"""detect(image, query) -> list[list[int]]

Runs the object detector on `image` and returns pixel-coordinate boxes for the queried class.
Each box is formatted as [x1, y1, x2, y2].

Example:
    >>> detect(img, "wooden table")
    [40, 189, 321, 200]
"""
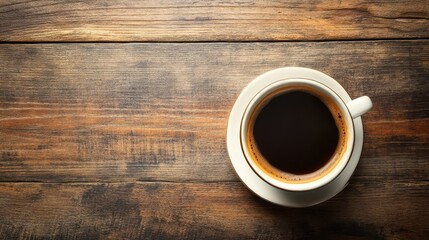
[1, 1, 428, 239]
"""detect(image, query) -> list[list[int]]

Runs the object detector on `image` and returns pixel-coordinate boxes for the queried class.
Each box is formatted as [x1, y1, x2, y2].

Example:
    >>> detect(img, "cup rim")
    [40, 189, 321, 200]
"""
[240, 78, 355, 192]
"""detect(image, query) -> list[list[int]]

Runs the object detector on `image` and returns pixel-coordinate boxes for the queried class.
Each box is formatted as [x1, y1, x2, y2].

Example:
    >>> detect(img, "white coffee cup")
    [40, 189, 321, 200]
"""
[240, 78, 372, 192]
[227, 67, 372, 206]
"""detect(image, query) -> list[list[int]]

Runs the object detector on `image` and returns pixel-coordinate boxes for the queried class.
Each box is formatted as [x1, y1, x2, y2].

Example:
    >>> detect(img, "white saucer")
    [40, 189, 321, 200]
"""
[226, 67, 364, 207]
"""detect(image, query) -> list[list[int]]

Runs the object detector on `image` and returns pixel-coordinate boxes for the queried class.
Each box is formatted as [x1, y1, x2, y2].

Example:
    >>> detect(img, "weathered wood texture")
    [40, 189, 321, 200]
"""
[1, 41, 428, 183]
[1, 181, 428, 239]
[0, 0, 428, 42]
[1, 42, 428, 238]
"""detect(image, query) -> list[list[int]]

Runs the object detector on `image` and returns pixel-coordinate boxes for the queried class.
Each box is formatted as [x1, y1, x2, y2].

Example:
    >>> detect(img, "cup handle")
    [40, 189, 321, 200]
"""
[346, 96, 373, 119]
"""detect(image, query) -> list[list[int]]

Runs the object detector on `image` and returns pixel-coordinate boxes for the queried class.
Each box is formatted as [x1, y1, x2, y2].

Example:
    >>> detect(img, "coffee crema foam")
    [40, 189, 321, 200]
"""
[245, 86, 349, 184]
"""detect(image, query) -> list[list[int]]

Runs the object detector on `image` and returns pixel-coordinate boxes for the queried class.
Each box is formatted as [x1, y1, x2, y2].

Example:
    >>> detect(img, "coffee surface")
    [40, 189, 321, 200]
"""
[252, 91, 339, 175]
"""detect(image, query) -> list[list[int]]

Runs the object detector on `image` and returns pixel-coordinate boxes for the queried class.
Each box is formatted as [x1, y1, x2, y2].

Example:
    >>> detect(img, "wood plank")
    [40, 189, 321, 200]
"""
[0, 41, 428, 183]
[0, 182, 427, 239]
[0, 0, 428, 42]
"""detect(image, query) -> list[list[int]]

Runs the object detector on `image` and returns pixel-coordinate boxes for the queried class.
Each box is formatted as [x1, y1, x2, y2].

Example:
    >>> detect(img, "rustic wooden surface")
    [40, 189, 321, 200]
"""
[1, 1, 429, 240]
[1, 0, 428, 41]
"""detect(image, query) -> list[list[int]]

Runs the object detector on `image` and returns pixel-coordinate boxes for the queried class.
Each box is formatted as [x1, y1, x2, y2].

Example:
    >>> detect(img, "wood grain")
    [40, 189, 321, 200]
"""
[2, 1, 428, 239]
[0, 0, 428, 42]
[1, 181, 428, 239]
[1, 41, 428, 184]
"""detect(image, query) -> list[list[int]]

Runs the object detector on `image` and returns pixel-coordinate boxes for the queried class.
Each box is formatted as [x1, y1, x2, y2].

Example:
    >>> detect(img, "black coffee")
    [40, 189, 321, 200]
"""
[252, 91, 340, 175]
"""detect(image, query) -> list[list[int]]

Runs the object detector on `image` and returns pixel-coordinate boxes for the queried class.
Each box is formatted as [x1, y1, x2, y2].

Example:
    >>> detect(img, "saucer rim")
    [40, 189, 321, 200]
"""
[226, 67, 364, 207]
